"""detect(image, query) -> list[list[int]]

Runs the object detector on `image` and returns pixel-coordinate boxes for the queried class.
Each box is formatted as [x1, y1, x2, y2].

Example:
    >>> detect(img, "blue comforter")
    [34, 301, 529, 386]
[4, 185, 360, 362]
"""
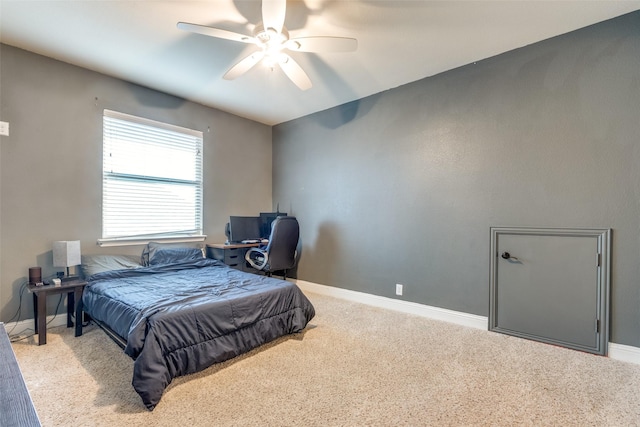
[82, 258, 315, 410]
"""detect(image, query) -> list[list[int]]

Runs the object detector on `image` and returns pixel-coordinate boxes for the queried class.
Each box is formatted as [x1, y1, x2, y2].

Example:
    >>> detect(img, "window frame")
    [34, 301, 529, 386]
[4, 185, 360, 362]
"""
[98, 110, 206, 247]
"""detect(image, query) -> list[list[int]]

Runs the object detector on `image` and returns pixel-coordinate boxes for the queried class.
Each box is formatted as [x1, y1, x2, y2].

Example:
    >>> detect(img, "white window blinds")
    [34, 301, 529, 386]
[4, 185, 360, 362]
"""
[101, 110, 203, 243]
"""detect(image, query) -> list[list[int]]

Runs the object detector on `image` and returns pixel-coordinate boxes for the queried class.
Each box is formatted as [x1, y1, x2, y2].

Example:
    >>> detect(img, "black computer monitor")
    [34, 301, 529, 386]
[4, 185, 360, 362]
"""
[229, 216, 261, 243]
[259, 212, 288, 239]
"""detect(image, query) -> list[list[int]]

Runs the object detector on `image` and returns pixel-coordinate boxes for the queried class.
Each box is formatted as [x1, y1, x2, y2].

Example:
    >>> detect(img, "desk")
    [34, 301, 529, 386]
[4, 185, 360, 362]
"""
[28, 280, 87, 345]
[206, 243, 261, 273]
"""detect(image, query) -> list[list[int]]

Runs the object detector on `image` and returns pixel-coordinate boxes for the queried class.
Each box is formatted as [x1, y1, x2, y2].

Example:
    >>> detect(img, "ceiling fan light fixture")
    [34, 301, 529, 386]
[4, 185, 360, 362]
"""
[178, 0, 357, 90]
[252, 23, 290, 71]
[263, 50, 288, 69]
[254, 23, 288, 43]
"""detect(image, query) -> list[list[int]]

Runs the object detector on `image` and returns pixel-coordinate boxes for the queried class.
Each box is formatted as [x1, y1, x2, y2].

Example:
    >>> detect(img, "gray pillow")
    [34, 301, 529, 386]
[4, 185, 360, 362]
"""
[81, 254, 142, 278]
[142, 242, 204, 266]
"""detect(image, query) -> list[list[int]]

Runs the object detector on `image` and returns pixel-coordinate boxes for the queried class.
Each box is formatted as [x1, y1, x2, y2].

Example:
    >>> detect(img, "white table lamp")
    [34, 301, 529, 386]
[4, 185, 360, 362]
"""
[53, 240, 81, 281]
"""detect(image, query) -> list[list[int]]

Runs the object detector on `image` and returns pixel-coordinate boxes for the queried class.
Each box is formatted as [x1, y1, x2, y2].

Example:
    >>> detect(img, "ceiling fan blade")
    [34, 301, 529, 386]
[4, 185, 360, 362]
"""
[177, 22, 255, 44]
[223, 51, 265, 80]
[262, 0, 286, 33]
[287, 36, 358, 53]
[278, 54, 312, 91]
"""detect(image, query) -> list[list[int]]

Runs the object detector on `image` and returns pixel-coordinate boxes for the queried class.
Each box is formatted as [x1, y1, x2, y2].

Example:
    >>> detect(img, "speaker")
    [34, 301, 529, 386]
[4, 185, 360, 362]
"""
[28, 267, 42, 286]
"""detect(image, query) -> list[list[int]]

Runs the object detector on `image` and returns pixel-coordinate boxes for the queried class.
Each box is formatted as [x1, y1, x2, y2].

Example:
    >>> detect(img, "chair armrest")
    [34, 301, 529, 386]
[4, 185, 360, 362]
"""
[245, 247, 269, 270]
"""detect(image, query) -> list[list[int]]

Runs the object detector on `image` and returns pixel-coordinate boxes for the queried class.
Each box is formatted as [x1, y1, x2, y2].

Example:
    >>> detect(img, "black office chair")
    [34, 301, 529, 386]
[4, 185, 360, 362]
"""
[245, 216, 299, 279]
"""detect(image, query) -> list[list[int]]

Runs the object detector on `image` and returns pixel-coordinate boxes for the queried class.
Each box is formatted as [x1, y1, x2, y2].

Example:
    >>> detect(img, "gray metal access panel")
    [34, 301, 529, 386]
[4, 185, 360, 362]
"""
[489, 227, 611, 355]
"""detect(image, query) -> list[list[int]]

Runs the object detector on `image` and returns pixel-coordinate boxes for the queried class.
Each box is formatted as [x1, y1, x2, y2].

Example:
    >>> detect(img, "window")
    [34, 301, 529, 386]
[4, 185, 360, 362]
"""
[99, 110, 204, 246]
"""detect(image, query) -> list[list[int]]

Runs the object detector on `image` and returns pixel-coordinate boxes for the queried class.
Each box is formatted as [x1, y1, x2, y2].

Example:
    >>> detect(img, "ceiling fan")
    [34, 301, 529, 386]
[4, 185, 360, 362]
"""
[177, 0, 357, 91]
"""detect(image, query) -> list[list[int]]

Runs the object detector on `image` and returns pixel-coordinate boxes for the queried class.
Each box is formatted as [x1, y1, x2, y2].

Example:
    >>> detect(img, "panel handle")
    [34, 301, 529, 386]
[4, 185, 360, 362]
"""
[501, 251, 520, 261]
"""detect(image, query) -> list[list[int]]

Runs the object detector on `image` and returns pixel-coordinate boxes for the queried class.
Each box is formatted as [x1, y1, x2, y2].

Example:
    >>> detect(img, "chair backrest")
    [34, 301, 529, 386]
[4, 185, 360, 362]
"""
[265, 216, 300, 272]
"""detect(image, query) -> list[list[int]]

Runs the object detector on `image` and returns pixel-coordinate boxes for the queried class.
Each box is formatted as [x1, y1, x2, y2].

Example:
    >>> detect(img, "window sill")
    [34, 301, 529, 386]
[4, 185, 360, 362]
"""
[97, 235, 207, 248]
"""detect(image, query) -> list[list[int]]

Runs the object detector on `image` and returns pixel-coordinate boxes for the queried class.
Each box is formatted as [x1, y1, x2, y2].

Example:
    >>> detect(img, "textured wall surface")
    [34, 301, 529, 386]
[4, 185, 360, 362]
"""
[0, 45, 272, 321]
[273, 12, 640, 346]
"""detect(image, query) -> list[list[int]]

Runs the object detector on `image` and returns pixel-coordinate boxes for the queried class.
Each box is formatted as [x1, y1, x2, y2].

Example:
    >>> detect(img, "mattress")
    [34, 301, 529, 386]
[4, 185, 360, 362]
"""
[82, 258, 315, 410]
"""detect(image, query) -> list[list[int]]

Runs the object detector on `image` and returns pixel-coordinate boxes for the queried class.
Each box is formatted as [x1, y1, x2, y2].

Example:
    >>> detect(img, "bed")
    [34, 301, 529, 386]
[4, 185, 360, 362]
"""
[81, 244, 315, 410]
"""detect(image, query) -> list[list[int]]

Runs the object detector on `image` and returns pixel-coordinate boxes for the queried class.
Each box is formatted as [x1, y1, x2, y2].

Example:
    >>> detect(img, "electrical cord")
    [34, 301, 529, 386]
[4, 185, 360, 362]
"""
[6, 281, 28, 337]
[10, 331, 36, 343]
[8, 282, 37, 342]
[70, 307, 92, 327]
[8, 276, 65, 341]
[47, 293, 64, 326]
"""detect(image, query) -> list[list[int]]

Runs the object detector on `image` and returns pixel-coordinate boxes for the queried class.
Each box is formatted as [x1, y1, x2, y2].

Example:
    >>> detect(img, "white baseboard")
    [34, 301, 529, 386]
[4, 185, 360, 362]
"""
[8, 280, 640, 365]
[608, 342, 640, 365]
[4, 315, 68, 340]
[294, 279, 640, 365]
[294, 279, 487, 330]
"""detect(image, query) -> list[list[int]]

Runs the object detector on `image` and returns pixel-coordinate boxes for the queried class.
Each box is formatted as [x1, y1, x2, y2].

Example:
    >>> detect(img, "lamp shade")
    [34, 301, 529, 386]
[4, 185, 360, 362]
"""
[52, 240, 81, 268]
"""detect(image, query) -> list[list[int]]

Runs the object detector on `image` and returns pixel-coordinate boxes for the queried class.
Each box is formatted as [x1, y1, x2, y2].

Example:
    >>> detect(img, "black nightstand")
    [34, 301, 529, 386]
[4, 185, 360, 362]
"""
[28, 280, 88, 345]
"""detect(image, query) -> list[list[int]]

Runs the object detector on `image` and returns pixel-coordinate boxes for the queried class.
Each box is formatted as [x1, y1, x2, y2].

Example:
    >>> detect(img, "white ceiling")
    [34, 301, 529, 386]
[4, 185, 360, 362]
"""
[1, 1, 639, 125]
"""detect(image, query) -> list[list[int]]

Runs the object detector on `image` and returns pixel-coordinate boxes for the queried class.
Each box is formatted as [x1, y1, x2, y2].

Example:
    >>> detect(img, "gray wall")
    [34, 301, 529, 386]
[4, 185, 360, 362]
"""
[0, 44, 272, 322]
[273, 11, 640, 346]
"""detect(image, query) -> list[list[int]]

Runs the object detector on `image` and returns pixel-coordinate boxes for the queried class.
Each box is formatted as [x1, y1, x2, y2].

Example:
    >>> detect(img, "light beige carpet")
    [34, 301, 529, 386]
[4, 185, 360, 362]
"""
[11, 291, 640, 426]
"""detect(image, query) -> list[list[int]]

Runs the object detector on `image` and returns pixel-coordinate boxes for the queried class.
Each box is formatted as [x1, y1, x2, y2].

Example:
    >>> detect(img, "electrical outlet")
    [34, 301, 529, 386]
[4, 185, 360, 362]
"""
[395, 283, 403, 296]
[0, 121, 8, 136]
